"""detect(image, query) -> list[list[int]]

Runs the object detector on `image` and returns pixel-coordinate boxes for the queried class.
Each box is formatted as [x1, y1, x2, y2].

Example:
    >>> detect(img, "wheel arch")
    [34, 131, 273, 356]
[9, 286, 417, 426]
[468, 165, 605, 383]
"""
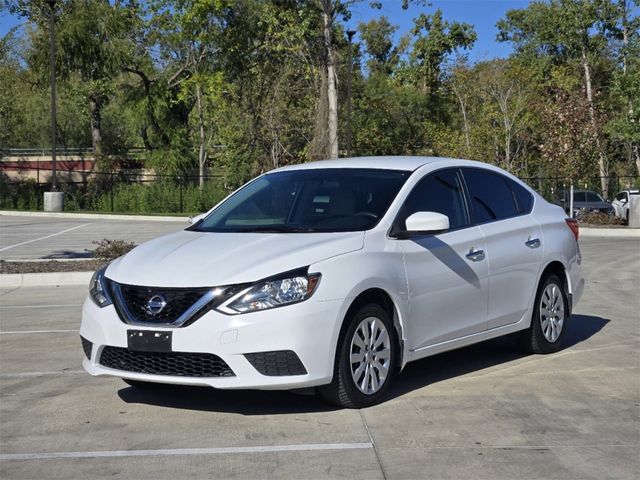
[538, 260, 572, 314]
[337, 288, 406, 372]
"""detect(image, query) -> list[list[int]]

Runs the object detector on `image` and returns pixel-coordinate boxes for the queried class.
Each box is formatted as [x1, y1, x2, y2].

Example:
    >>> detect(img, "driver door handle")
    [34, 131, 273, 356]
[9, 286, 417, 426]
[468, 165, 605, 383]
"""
[525, 237, 541, 249]
[466, 248, 485, 262]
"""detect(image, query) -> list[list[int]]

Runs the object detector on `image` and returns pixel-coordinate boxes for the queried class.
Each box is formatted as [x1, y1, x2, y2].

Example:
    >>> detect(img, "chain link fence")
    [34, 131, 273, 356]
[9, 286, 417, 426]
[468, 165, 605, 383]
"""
[1, 164, 638, 215]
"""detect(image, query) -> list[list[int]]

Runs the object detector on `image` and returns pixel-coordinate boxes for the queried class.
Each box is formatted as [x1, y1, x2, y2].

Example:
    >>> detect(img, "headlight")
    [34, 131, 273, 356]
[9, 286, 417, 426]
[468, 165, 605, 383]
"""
[218, 270, 321, 314]
[89, 266, 112, 308]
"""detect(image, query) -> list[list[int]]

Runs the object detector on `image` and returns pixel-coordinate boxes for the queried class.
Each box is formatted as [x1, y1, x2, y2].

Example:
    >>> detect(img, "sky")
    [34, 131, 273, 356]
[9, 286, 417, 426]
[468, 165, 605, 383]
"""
[346, 0, 533, 62]
[0, 0, 532, 62]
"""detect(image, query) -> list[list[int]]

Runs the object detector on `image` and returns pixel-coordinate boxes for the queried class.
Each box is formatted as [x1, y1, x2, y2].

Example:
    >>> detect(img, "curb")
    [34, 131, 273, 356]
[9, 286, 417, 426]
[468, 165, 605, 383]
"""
[0, 271, 93, 288]
[0, 210, 189, 223]
[580, 227, 640, 238]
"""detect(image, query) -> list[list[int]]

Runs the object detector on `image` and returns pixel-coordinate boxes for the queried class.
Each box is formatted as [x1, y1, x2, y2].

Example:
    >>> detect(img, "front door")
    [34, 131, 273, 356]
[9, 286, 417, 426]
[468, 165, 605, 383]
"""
[395, 168, 489, 351]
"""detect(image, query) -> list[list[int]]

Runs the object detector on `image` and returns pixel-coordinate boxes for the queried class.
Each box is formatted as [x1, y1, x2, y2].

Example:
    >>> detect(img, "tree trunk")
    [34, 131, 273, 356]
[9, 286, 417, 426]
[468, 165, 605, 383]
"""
[581, 47, 608, 198]
[452, 84, 470, 156]
[322, 3, 338, 159]
[195, 83, 207, 189]
[89, 95, 102, 160]
[621, 0, 628, 75]
[620, 0, 640, 175]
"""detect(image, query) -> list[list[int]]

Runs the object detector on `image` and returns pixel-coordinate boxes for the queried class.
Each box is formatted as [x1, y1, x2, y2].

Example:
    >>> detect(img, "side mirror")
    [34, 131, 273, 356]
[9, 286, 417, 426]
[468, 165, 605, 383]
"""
[621, 198, 628, 204]
[189, 213, 206, 225]
[402, 211, 450, 236]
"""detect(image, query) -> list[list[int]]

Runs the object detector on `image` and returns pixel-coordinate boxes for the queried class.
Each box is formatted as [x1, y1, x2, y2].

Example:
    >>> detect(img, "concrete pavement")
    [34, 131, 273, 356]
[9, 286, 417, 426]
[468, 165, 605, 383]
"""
[0, 237, 638, 479]
[1, 214, 186, 261]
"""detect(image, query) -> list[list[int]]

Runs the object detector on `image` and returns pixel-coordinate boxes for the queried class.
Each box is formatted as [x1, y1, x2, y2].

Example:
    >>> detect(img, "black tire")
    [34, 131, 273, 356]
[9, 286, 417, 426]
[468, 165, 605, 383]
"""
[318, 303, 397, 408]
[518, 274, 568, 354]
[122, 378, 164, 390]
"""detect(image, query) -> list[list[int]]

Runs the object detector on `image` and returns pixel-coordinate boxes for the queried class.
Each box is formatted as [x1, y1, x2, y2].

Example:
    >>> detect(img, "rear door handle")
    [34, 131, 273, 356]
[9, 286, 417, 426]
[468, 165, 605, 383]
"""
[466, 248, 485, 262]
[525, 237, 541, 249]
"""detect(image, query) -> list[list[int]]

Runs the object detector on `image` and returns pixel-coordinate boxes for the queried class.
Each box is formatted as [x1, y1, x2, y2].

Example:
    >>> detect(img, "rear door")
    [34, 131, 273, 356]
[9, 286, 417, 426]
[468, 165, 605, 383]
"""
[461, 168, 542, 330]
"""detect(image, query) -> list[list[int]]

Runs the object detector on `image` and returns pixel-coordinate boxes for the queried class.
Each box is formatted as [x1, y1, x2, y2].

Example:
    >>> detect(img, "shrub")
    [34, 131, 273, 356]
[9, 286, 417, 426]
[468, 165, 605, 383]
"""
[90, 239, 137, 262]
[577, 211, 625, 225]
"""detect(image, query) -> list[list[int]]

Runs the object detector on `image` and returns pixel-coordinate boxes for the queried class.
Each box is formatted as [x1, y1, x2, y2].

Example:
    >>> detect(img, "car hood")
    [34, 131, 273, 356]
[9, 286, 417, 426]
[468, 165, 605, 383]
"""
[105, 230, 365, 287]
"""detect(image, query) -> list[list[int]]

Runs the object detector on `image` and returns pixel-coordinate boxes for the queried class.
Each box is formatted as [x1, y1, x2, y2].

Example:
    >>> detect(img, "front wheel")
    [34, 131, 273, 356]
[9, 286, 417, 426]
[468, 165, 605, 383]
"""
[318, 303, 396, 408]
[518, 274, 568, 354]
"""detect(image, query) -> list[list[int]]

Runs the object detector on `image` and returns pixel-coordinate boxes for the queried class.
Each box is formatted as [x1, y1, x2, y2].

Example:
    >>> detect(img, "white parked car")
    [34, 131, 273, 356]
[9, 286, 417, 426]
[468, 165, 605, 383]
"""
[612, 189, 639, 224]
[80, 157, 584, 408]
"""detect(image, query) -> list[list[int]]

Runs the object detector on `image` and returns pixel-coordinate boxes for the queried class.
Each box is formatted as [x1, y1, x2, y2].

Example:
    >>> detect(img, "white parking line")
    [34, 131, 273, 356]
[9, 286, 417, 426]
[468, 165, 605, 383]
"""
[0, 443, 374, 461]
[0, 370, 84, 378]
[0, 304, 83, 309]
[0, 223, 92, 252]
[0, 329, 78, 335]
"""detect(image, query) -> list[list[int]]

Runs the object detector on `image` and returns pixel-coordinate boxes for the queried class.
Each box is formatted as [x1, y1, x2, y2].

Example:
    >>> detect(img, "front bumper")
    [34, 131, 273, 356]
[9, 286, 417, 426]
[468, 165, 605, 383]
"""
[80, 296, 343, 390]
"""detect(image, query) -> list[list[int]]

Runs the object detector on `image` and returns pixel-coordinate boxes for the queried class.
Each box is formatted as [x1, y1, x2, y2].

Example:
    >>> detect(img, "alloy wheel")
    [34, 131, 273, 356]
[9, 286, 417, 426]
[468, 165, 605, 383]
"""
[349, 316, 392, 395]
[539, 283, 565, 343]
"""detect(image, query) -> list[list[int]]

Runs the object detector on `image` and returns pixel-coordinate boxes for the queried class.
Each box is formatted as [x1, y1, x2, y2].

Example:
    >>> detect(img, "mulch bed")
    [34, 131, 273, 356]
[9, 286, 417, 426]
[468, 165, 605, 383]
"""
[0, 260, 105, 274]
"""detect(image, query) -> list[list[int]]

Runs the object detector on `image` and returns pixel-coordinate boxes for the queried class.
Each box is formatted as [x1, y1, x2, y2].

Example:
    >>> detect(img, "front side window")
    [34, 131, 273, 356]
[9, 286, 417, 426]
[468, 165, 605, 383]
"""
[396, 169, 468, 230]
[194, 168, 410, 233]
[462, 168, 518, 223]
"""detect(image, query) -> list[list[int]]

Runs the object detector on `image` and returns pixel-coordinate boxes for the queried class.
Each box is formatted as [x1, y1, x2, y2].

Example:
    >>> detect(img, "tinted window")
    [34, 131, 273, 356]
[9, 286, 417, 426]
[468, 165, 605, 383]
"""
[195, 168, 410, 233]
[462, 168, 518, 223]
[585, 191, 603, 202]
[573, 191, 586, 202]
[508, 179, 534, 214]
[397, 169, 468, 230]
[616, 192, 625, 201]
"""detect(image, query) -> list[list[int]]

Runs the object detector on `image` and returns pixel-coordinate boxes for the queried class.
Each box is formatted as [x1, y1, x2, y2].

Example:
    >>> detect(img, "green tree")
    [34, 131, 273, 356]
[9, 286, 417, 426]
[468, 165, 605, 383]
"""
[405, 9, 476, 95]
[498, 0, 621, 196]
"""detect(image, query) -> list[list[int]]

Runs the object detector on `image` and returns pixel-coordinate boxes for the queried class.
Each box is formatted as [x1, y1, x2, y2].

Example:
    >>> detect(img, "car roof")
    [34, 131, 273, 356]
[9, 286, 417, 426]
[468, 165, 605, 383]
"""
[271, 156, 492, 173]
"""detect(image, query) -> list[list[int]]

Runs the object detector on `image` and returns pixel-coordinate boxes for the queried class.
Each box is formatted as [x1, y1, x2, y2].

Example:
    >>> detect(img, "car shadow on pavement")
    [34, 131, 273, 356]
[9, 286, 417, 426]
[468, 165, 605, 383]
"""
[117, 314, 608, 413]
[385, 314, 609, 401]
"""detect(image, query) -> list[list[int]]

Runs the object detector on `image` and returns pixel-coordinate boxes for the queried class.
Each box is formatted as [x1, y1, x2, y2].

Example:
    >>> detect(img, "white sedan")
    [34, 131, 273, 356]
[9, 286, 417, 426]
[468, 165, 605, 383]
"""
[80, 157, 584, 408]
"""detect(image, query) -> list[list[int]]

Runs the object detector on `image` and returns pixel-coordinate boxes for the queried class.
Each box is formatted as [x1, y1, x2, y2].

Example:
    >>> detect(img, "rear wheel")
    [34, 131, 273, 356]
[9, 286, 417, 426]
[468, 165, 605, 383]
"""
[518, 274, 568, 354]
[318, 303, 396, 408]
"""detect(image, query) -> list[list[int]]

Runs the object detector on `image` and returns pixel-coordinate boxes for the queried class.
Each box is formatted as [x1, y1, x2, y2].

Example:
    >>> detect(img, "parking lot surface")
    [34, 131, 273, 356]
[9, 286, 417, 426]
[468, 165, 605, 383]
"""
[0, 214, 186, 260]
[0, 237, 638, 479]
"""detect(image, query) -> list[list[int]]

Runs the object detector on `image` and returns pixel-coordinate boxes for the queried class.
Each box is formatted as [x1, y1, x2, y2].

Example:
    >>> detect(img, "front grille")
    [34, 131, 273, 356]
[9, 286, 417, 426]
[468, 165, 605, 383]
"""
[80, 336, 92, 359]
[112, 282, 211, 324]
[245, 350, 307, 376]
[99, 346, 235, 377]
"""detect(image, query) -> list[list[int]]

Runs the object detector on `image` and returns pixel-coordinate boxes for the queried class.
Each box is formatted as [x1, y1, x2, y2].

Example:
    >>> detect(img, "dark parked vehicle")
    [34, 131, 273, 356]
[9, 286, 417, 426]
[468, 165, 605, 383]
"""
[560, 189, 614, 217]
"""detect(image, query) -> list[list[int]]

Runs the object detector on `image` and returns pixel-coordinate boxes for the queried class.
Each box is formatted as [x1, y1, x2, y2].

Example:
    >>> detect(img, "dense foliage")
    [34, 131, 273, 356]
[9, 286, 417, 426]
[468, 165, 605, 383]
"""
[1, 0, 638, 202]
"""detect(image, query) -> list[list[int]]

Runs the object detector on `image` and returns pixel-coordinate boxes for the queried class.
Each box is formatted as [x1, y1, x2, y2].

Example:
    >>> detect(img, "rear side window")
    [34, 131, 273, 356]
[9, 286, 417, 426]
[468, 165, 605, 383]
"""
[398, 169, 468, 230]
[462, 168, 518, 223]
[508, 179, 534, 214]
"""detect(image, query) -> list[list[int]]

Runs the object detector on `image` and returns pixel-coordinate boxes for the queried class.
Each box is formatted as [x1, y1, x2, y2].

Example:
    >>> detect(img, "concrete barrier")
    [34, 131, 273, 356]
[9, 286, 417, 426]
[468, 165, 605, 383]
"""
[628, 195, 640, 228]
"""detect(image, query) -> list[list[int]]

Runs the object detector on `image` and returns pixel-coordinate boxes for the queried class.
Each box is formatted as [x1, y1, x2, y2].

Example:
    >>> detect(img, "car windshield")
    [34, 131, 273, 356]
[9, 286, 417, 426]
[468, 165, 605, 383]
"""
[572, 191, 603, 202]
[585, 191, 604, 202]
[194, 168, 410, 233]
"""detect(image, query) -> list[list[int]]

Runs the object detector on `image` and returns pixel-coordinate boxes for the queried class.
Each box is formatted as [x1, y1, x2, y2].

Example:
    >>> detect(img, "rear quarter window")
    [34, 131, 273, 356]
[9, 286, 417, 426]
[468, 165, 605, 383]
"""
[508, 179, 534, 214]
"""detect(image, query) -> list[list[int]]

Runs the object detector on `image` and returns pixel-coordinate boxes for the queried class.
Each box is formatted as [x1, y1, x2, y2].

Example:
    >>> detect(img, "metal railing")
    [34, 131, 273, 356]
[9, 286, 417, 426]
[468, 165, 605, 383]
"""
[1, 147, 146, 157]
[1, 164, 638, 215]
